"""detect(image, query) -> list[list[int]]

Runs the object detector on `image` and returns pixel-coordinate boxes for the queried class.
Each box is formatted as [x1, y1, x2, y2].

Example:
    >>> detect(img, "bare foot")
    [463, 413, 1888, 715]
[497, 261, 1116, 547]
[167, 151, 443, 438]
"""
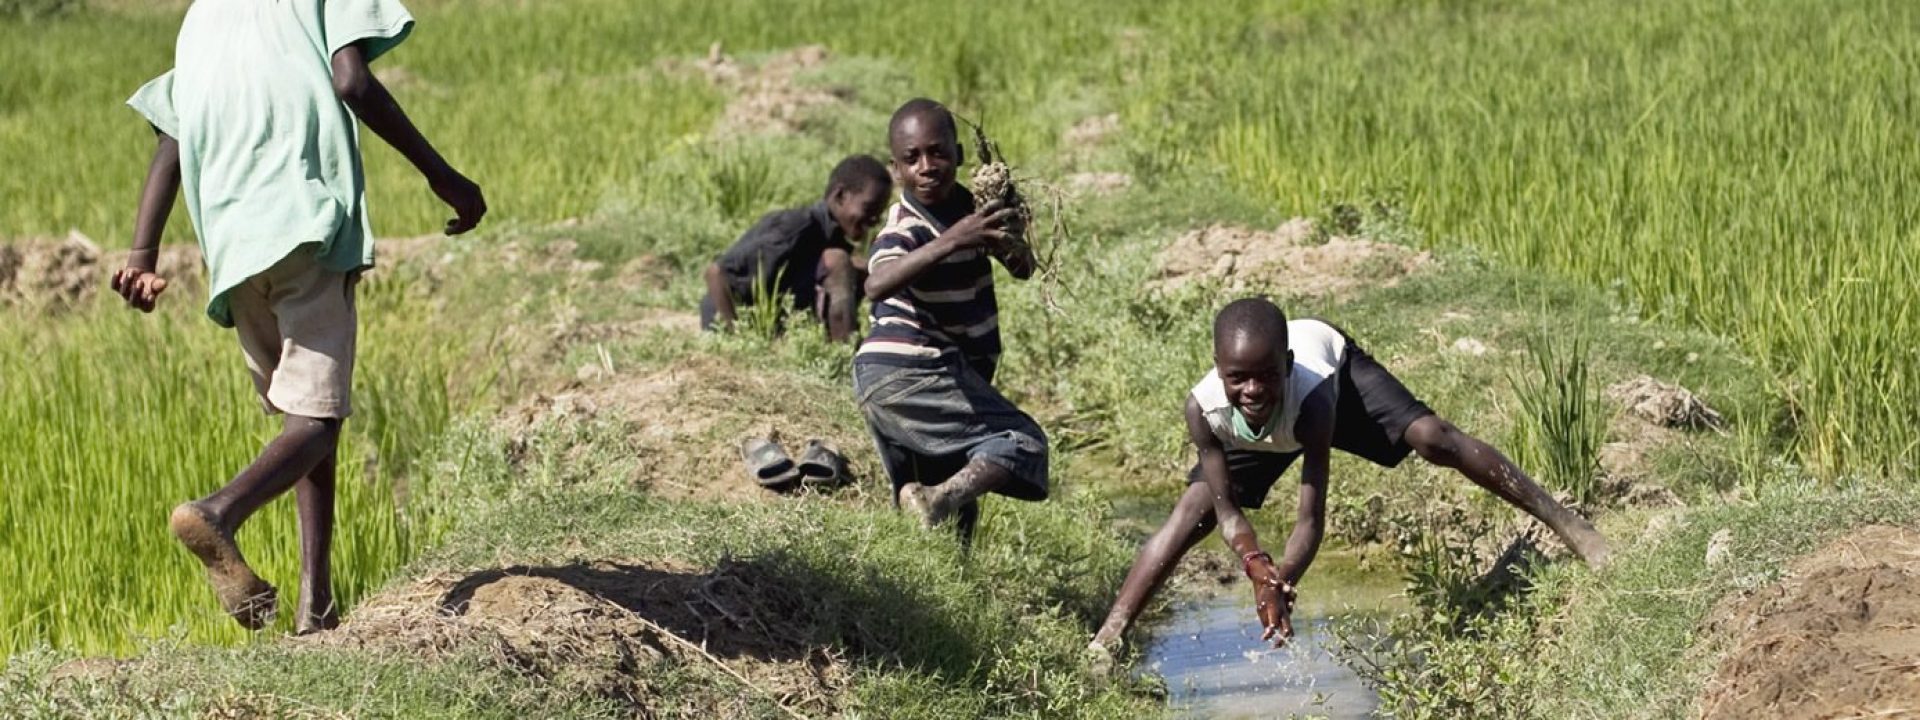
[897, 483, 952, 527]
[294, 593, 339, 635]
[1562, 518, 1613, 569]
[169, 502, 277, 629]
[1085, 638, 1118, 677]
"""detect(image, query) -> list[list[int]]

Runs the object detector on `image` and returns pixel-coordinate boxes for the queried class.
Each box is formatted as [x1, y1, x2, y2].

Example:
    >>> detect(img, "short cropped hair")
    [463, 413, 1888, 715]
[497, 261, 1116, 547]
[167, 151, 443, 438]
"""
[825, 154, 890, 198]
[888, 97, 958, 145]
[1213, 297, 1289, 348]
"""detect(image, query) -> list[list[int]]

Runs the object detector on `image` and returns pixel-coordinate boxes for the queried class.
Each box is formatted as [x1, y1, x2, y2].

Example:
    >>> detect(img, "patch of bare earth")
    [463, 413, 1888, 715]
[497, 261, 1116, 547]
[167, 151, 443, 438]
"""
[499, 356, 870, 503]
[0, 232, 202, 311]
[1152, 218, 1431, 298]
[1696, 525, 1920, 719]
[668, 44, 850, 137]
[303, 557, 848, 716]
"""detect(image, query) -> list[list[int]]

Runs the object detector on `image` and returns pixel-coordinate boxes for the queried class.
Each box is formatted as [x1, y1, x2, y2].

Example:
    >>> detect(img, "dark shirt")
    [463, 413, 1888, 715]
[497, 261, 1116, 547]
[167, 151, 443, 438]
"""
[856, 189, 1002, 369]
[714, 201, 848, 308]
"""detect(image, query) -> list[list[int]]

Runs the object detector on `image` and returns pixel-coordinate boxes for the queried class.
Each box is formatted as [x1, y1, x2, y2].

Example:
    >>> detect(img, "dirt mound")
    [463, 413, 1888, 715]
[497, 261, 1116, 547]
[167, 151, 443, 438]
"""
[1607, 375, 1725, 431]
[672, 43, 849, 137]
[500, 356, 871, 502]
[1, 231, 101, 309]
[1696, 525, 1920, 719]
[306, 558, 846, 714]
[1152, 218, 1431, 298]
[1065, 171, 1132, 197]
[1064, 113, 1121, 146]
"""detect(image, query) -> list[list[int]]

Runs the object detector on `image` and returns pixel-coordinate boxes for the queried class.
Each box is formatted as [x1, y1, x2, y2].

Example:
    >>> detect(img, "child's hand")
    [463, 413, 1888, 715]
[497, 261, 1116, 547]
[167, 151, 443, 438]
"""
[1255, 580, 1296, 646]
[430, 169, 488, 235]
[109, 266, 169, 313]
[1244, 552, 1296, 646]
[944, 199, 1016, 251]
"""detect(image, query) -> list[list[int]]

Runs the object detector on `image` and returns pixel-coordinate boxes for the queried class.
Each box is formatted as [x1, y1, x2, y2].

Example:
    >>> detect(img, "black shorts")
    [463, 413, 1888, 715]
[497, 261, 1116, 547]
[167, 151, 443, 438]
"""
[1186, 331, 1433, 509]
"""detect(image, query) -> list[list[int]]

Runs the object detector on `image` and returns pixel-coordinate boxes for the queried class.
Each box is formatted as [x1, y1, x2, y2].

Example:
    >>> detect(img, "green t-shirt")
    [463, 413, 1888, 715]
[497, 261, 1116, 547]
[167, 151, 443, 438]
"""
[127, 0, 414, 327]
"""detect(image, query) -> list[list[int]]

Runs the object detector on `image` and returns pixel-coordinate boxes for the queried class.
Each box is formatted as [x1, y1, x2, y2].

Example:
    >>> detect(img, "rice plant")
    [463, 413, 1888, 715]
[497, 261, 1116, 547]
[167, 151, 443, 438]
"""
[1509, 337, 1609, 507]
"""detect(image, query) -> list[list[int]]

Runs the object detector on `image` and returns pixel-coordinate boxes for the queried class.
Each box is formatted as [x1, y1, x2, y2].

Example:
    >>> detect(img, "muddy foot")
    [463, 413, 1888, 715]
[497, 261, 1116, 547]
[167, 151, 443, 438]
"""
[1084, 638, 1118, 677]
[897, 484, 952, 527]
[294, 597, 339, 636]
[169, 502, 277, 629]
[1565, 523, 1613, 570]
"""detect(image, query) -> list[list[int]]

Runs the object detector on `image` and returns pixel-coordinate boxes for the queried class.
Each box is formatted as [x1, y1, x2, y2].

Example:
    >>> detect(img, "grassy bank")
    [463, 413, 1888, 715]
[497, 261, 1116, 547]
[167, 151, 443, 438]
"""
[3, 0, 1914, 715]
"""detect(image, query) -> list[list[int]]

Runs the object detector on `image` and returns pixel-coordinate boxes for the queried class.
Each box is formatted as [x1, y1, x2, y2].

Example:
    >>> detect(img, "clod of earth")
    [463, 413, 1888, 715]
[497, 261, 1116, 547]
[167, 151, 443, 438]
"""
[1697, 525, 1920, 719]
[1606, 375, 1726, 431]
[1153, 218, 1432, 297]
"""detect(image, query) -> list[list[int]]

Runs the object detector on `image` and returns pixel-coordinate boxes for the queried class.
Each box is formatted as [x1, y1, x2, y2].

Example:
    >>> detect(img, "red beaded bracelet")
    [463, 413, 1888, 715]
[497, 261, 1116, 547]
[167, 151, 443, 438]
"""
[1241, 551, 1274, 579]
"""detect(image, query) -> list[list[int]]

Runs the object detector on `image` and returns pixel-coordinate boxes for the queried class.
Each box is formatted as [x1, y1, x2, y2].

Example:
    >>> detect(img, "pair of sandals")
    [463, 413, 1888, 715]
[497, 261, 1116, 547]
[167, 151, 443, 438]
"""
[741, 437, 848, 492]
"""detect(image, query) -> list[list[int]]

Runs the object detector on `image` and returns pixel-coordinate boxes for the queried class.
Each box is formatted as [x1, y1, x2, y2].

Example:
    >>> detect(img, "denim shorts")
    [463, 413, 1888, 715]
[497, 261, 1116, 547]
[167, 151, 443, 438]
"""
[853, 355, 1049, 501]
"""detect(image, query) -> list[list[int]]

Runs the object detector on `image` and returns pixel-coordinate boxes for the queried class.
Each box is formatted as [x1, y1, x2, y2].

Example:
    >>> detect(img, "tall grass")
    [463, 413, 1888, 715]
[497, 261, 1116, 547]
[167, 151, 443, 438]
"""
[8, 0, 1911, 478]
[0, 272, 482, 655]
[1510, 337, 1608, 506]
[1194, 0, 1920, 477]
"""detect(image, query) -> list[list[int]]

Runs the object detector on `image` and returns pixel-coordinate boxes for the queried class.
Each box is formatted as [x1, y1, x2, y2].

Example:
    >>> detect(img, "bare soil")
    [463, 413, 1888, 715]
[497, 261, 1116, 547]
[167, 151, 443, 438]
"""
[1153, 218, 1432, 298]
[1607, 375, 1726, 431]
[1, 233, 203, 311]
[499, 356, 873, 503]
[672, 44, 849, 137]
[303, 557, 848, 715]
[1696, 525, 1920, 719]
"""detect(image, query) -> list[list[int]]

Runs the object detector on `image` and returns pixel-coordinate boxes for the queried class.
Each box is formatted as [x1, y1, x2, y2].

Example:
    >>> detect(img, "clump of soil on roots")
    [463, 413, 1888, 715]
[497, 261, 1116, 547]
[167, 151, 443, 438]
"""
[1153, 218, 1431, 298]
[1695, 525, 1920, 719]
[304, 557, 849, 715]
[499, 356, 872, 502]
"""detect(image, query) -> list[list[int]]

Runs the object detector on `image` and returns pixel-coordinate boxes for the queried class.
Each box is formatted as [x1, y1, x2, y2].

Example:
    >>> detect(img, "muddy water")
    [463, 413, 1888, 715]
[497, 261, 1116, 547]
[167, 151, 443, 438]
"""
[1139, 553, 1403, 719]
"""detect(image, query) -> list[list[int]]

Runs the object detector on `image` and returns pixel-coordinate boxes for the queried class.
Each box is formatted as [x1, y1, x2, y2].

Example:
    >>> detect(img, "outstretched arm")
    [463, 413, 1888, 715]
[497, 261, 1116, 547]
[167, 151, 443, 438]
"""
[1275, 383, 1334, 587]
[330, 43, 486, 235]
[111, 129, 180, 312]
[1188, 398, 1294, 643]
[1189, 398, 1260, 559]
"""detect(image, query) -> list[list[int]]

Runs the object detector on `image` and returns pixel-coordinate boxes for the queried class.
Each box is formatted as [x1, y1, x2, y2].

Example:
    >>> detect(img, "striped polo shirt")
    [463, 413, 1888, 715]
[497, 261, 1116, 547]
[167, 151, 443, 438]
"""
[856, 190, 1001, 367]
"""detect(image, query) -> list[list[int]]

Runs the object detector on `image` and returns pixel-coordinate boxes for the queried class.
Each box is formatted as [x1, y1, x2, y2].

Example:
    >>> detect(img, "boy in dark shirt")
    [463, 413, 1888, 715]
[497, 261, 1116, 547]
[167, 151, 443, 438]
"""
[853, 98, 1045, 542]
[702, 155, 891, 341]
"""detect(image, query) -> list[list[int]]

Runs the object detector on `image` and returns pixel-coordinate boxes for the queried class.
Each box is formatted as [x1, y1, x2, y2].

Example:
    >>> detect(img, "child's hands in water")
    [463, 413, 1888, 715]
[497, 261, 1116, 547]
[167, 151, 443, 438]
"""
[1244, 551, 1297, 646]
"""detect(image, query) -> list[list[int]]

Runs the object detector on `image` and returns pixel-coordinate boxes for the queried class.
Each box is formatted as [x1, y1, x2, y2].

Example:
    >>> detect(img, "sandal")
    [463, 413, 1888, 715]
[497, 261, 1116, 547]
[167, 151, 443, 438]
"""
[796, 439, 849, 487]
[741, 437, 801, 492]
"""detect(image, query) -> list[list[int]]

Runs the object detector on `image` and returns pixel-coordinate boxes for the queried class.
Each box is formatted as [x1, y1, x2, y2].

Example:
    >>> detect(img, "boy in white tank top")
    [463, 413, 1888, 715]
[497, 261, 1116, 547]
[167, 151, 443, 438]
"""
[1089, 298, 1611, 657]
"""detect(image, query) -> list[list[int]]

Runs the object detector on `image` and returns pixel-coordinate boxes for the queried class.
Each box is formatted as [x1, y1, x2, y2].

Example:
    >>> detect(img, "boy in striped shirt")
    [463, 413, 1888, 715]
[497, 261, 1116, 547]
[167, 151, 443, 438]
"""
[853, 98, 1045, 540]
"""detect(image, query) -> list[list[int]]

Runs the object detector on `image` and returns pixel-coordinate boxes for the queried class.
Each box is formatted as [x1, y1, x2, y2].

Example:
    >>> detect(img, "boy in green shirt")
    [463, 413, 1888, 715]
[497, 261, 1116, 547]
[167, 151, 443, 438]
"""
[113, 0, 484, 633]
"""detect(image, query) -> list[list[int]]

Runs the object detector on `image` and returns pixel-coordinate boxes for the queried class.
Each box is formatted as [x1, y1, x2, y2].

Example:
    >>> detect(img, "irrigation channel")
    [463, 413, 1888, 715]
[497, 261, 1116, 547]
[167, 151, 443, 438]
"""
[1138, 552, 1404, 718]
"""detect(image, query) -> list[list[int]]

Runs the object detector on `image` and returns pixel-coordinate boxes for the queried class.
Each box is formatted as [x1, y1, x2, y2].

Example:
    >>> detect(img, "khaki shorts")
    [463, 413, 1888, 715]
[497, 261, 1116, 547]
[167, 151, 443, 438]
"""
[230, 251, 358, 419]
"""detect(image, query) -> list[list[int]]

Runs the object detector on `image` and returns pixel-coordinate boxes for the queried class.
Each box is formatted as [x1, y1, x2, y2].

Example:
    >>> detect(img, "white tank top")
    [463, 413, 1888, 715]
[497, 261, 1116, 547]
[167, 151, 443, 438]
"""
[1190, 319, 1345, 454]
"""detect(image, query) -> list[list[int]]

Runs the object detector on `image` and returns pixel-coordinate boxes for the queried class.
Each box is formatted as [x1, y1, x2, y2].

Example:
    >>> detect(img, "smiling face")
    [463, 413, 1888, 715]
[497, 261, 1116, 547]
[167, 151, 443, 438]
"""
[1215, 330, 1292, 429]
[829, 181, 891, 241]
[888, 112, 963, 206]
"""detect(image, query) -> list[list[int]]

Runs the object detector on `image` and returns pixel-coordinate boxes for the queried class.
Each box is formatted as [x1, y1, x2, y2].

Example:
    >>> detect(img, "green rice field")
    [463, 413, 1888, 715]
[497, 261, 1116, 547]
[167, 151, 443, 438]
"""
[2, 0, 1915, 685]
